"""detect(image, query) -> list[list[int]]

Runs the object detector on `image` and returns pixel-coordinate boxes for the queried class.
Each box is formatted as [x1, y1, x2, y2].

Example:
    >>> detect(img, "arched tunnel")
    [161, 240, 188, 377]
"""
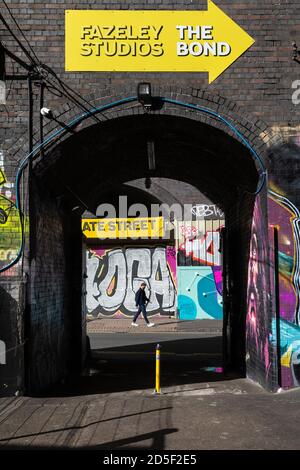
[26, 112, 264, 395]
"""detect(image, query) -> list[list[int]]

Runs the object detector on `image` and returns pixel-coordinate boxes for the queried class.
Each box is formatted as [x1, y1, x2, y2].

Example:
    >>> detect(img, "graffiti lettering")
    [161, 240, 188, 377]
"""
[191, 204, 224, 219]
[86, 246, 176, 317]
[179, 224, 198, 239]
[179, 231, 221, 266]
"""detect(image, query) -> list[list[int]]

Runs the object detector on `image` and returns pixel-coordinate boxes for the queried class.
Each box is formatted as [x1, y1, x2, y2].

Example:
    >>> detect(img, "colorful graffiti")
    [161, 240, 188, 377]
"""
[268, 190, 300, 388]
[179, 231, 221, 266]
[178, 266, 223, 320]
[177, 220, 224, 267]
[86, 246, 177, 317]
[268, 193, 299, 324]
[273, 318, 300, 388]
[0, 151, 23, 277]
[177, 220, 223, 320]
[246, 195, 272, 386]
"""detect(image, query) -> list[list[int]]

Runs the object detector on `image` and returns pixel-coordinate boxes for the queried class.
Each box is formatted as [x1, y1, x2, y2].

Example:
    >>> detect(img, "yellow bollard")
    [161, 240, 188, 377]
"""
[155, 343, 161, 394]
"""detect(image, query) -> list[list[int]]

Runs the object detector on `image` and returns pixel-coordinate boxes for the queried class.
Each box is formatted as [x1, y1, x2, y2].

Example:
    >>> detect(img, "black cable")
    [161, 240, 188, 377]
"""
[40, 65, 105, 122]
[39, 81, 45, 158]
[0, 13, 36, 67]
[5, 59, 14, 100]
[1, 9, 108, 125]
[2, 0, 40, 65]
[0, 13, 102, 122]
[42, 74, 102, 124]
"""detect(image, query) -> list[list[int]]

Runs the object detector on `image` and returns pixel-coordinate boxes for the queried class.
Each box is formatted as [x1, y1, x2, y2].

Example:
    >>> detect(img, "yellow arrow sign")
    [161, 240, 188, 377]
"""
[65, 1, 255, 83]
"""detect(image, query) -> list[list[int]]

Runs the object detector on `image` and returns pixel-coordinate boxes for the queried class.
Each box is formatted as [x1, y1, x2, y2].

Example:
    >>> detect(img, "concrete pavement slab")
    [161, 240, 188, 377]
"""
[1, 330, 299, 450]
[1, 386, 300, 449]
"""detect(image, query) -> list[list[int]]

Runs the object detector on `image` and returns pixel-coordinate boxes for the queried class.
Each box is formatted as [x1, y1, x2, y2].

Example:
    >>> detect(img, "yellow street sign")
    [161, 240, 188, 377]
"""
[82, 217, 165, 239]
[65, 1, 254, 83]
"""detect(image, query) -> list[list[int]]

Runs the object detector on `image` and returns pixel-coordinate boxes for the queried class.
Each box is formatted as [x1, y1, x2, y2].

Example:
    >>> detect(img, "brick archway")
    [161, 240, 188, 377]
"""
[9, 85, 275, 172]
[18, 86, 276, 395]
[1, 86, 279, 395]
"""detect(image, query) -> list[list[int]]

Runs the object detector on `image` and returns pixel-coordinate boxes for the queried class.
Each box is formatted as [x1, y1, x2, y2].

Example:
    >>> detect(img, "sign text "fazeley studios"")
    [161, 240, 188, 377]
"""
[65, 1, 255, 83]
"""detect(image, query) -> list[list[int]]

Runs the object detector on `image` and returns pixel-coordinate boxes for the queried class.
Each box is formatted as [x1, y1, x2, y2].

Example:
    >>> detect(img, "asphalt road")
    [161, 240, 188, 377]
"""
[89, 332, 222, 353]
[66, 332, 225, 397]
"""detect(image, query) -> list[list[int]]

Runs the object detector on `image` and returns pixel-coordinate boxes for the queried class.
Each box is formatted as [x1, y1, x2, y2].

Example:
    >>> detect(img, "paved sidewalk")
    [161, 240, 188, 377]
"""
[1, 380, 300, 449]
[1, 326, 300, 450]
[87, 317, 223, 334]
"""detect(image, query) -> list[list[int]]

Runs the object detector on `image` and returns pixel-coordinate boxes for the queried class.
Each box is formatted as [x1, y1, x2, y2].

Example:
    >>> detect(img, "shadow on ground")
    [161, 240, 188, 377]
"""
[0, 428, 179, 451]
[42, 336, 243, 397]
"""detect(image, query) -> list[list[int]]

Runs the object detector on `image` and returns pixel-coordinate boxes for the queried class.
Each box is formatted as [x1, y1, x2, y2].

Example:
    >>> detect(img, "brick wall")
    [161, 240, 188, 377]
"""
[0, 0, 299, 393]
[26, 177, 67, 393]
[1, 0, 299, 152]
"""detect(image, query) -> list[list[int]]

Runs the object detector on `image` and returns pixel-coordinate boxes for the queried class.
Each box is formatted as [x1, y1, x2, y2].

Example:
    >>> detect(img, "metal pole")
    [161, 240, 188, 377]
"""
[155, 343, 161, 394]
[39, 81, 44, 159]
[24, 73, 33, 393]
[28, 75, 33, 155]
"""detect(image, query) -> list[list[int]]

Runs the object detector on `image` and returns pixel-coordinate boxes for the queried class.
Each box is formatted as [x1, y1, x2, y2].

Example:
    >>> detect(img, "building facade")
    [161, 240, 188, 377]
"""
[0, 0, 300, 395]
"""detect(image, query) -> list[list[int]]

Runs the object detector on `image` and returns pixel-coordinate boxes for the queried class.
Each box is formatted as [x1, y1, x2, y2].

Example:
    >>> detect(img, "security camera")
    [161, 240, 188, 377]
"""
[40, 107, 53, 118]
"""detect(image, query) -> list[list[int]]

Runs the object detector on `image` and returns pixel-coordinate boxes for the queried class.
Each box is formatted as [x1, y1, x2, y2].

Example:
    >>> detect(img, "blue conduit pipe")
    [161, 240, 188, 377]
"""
[161, 97, 267, 194]
[0, 96, 267, 273]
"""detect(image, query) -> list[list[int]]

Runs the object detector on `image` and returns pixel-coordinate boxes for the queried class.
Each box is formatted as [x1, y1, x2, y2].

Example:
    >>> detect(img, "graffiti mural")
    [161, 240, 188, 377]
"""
[268, 190, 300, 388]
[177, 266, 223, 320]
[272, 318, 300, 388]
[269, 193, 299, 324]
[86, 246, 176, 317]
[177, 220, 224, 266]
[0, 151, 23, 277]
[246, 195, 272, 387]
[177, 220, 224, 320]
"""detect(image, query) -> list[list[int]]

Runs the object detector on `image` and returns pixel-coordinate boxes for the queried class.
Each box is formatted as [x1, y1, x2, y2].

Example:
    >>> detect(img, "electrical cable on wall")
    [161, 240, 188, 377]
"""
[0, 10, 106, 122]
[0, 96, 267, 274]
[161, 98, 267, 195]
[2, 0, 40, 65]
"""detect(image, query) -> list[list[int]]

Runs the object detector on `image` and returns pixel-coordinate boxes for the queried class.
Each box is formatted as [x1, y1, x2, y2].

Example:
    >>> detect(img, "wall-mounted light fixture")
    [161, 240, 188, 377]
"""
[137, 82, 152, 110]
